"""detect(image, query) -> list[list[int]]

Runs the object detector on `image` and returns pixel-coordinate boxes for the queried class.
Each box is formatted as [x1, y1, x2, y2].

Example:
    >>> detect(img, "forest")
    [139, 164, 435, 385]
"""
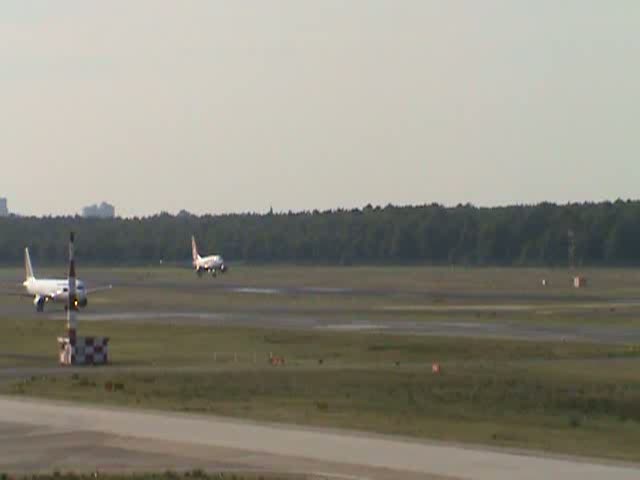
[1, 200, 639, 266]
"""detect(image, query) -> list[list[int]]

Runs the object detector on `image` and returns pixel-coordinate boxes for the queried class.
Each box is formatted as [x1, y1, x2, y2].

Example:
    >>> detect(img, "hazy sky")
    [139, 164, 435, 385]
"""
[2, 1, 639, 217]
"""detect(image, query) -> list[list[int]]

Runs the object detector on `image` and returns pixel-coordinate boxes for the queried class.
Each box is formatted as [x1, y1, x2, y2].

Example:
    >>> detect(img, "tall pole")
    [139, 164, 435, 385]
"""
[568, 229, 576, 269]
[67, 232, 78, 345]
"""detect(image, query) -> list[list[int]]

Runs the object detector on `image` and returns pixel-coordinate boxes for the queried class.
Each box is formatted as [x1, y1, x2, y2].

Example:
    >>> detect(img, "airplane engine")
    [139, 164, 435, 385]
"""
[220, 264, 228, 273]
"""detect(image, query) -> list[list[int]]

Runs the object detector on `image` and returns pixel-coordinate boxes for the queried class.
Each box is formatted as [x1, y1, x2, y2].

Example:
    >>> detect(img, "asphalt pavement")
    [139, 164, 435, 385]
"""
[1, 396, 638, 480]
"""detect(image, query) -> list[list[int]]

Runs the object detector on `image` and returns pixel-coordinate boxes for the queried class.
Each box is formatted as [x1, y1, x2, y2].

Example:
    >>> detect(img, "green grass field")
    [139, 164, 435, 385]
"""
[2, 316, 640, 462]
[2, 266, 640, 461]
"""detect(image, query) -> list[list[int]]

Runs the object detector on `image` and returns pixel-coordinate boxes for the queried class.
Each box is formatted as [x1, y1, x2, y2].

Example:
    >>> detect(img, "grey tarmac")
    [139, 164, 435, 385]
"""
[0, 420, 434, 479]
[0, 396, 638, 480]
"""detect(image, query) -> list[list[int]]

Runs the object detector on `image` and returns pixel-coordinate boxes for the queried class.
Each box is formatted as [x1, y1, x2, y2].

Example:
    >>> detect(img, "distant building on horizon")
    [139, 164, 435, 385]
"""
[0, 197, 8, 217]
[82, 201, 115, 218]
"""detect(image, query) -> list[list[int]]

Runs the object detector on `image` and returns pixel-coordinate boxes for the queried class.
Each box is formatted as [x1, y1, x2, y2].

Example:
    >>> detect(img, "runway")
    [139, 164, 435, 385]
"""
[1, 396, 638, 479]
[27, 310, 640, 344]
[114, 280, 609, 303]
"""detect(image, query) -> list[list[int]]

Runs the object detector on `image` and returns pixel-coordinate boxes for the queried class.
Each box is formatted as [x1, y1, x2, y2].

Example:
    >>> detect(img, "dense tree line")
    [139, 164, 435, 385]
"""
[1, 201, 640, 266]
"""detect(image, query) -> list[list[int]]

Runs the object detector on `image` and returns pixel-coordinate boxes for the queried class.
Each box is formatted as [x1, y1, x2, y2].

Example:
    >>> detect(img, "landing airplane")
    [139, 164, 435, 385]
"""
[192, 235, 227, 277]
[22, 247, 112, 312]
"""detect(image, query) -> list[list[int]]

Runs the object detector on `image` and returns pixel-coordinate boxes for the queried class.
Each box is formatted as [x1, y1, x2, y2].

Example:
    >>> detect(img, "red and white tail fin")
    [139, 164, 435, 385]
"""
[191, 236, 201, 265]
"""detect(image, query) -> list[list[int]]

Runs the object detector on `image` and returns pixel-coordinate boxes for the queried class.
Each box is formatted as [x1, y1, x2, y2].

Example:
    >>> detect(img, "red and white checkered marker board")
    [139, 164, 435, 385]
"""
[58, 336, 109, 365]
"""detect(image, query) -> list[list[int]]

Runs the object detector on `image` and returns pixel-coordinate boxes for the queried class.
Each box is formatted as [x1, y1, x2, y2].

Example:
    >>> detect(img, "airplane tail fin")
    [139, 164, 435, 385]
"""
[24, 248, 35, 280]
[191, 236, 201, 264]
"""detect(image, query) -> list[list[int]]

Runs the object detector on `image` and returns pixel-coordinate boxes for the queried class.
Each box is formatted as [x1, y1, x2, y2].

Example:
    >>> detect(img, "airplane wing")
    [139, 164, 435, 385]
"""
[86, 285, 114, 294]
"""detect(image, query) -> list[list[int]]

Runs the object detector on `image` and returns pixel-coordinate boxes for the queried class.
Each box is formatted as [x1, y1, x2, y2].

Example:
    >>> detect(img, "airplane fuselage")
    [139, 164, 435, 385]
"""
[191, 235, 227, 277]
[23, 277, 88, 308]
[195, 255, 225, 271]
[194, 255, 227, 277]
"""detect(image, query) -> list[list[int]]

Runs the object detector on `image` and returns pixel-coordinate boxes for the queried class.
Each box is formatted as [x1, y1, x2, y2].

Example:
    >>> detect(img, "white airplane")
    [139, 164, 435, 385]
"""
[192, 235, 227, 277]
[22, 247, 111, 312]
